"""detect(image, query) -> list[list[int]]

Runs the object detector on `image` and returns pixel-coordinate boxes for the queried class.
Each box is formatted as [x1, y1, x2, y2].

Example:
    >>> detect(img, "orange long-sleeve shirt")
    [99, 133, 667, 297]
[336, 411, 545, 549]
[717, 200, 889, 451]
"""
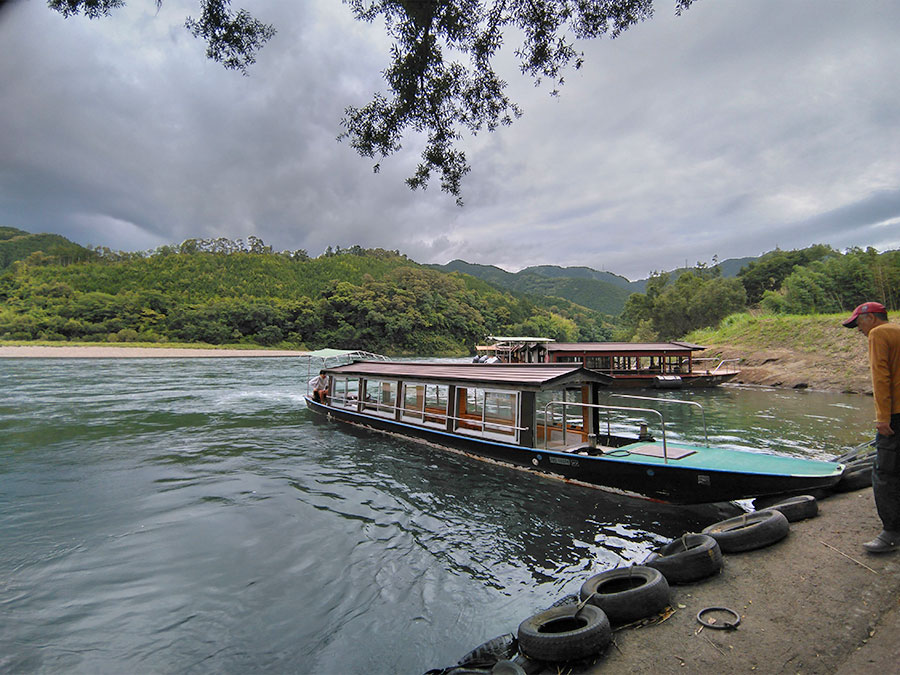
[868, 322, 900, 423]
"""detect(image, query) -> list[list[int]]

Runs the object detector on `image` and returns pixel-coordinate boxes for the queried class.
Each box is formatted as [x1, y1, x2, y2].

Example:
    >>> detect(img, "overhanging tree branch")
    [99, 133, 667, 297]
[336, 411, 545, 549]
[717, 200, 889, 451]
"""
[47, 0, 697, 200]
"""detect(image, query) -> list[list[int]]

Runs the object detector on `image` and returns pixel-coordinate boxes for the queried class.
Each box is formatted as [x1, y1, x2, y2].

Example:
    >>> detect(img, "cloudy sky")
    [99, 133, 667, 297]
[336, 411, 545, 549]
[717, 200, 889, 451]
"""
[2, 0, 899, 280]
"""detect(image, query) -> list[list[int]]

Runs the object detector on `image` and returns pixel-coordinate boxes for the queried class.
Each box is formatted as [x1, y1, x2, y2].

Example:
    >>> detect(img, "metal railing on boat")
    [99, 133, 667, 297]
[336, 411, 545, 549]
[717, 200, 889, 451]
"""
[609, 394, 709, 447]
[694, 357, 740, 374]
[542, 401, 671, 462]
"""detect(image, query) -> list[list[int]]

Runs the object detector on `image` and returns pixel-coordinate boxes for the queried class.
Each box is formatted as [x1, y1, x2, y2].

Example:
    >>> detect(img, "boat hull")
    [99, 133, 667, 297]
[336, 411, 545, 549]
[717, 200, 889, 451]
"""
[605, 372, 739, 389]
[306, 397, 842, 505]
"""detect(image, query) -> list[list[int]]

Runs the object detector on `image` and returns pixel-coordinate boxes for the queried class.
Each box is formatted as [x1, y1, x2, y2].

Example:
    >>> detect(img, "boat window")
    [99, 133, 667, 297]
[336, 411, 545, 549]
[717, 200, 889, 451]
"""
[536, 387, 590, 449]
[536, 388, 583, 423]
[666, 355, 687, 373]
[331, 376, 360, 409]
[403, 383, 425, 420]
[585, 356, 611, 371]
[401, 382, 449, 427]
[362, 379, 398, 417]
[612, 356, 634, 373]
[454, 387, 519, 441]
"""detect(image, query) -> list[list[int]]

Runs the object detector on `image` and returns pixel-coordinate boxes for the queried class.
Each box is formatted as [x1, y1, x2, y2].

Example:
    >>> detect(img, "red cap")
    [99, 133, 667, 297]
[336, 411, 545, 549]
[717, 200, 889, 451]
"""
[842, 301, 887, 328]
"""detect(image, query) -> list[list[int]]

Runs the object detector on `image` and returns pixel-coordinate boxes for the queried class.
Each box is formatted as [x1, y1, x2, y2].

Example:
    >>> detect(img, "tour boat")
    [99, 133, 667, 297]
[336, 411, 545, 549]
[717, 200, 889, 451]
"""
[475, 337, 739, 388]
[304, 361, 843, 505]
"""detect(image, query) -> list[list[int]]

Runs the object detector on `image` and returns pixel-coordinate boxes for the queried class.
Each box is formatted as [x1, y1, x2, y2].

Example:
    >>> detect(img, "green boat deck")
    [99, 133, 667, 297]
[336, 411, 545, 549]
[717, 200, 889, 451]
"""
[596, 441, 844, 477]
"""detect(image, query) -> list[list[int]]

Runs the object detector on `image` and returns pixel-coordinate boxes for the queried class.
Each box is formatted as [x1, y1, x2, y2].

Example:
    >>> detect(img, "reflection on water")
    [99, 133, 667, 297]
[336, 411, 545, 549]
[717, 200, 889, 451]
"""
[0, 359, 872, 673]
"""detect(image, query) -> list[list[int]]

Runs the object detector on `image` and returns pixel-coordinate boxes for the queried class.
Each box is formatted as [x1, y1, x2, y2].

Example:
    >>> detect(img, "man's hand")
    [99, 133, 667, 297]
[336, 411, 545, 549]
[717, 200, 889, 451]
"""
[877, 421, 895, 437]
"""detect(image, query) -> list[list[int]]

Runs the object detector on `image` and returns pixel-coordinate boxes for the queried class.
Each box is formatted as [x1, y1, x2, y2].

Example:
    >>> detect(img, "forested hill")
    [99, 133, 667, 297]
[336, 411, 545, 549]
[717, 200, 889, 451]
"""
[426, 260, 633, 315]
[427, 256, 757, 315]
[0, 226, 97, 269]
[4, 227, 899, 352]
[0, 234, 612, 354]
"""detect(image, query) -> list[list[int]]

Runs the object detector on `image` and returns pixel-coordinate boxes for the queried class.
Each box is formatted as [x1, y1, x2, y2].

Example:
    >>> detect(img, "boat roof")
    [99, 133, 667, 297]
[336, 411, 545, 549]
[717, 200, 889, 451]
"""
[546, 341, 706, 354]
[487, 336, 556, 343]
[322, 361, 612, 390]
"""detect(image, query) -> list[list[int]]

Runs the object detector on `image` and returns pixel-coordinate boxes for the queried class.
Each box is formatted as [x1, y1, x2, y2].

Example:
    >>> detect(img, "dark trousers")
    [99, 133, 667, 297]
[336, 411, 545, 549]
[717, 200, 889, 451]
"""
[873, 412, 900, 532]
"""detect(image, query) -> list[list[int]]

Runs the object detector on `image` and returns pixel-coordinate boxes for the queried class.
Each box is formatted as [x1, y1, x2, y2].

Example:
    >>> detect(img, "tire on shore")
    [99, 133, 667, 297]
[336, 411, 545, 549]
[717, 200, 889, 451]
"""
[701, 509, 790, 553]
[580, 566, 670, 625]
[517, 604, 611, 663]
[643, 533, 723, 584]
[757, 495, 819, 522]
[456, 633, 517, 668]
[834, 465, 872, 492]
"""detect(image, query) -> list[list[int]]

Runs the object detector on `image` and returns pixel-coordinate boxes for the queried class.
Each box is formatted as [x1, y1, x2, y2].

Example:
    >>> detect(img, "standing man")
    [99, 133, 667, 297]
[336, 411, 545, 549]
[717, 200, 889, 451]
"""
[843, 301, 900, 553]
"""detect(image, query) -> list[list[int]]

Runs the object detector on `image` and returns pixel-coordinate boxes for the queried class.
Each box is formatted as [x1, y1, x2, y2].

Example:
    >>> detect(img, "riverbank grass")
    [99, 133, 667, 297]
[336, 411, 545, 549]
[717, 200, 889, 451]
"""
[687, 312, 858, 355]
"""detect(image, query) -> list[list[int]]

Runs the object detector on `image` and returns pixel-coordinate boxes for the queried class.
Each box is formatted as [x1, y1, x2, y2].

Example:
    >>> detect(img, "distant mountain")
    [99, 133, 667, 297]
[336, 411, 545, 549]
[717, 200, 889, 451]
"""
[0, 226, 96, 270]
[428, 257, 757, 316]
[628, 256, 758, 292]
[429, 259, 517, 286]
[427, 260, 633, 315]
[520, 265, 633, 289]
[718, 257, 757, 277]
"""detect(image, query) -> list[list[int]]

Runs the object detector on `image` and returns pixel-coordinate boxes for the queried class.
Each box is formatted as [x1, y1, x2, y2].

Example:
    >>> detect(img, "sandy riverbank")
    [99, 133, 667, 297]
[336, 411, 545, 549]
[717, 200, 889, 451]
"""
[710, 344, 872, 395]
[0, 345, 310, 358]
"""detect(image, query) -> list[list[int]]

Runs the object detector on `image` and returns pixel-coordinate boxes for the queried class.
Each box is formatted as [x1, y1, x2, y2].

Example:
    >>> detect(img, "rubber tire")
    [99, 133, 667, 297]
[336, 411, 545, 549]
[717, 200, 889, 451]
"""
[580, 566, 670, 625]
[760, 495, 818, 522]
[844, 456, 875, 471]
[517, 604, 611, 663]
[643, 533, 723, 584]
[457, 633, 517, 668]
[701, 509, 789, 553]
[834, 465, 872, 492]
[548, 593, 580, 609]
[754, 491, 829, 510]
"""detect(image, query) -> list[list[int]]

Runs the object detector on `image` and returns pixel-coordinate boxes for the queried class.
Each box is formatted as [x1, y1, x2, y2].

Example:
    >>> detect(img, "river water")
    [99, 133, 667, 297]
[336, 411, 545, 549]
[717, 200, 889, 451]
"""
[0, 357, 874, 673]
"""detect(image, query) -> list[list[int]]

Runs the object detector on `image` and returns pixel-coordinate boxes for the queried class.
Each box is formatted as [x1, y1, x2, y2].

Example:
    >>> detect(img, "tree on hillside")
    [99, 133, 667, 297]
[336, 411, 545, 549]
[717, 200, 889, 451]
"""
[760, 247, 900, 314]
[48, 0, 696, 201]
[737, 244, 834, 305]
[619, 268, 746, 341]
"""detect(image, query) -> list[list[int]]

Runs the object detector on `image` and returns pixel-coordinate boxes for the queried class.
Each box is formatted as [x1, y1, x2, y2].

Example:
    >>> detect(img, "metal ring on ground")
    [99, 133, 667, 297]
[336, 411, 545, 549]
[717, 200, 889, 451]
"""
[696, 606, 741, 630]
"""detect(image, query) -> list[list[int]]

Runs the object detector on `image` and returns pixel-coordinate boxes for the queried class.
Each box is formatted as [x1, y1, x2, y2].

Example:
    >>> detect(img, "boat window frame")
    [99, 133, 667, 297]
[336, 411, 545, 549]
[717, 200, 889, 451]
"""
[361, 378, 399, 418]
[400, 381, 450, 429]
[452, 386, 522, 443]
[536, 386, 591, 449]
[330, 376, 361, 410]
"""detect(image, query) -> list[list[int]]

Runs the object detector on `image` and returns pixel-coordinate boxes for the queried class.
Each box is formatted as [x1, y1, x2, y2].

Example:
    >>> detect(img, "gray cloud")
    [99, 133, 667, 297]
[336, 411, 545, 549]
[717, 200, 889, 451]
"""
[2, 0, 899, 279]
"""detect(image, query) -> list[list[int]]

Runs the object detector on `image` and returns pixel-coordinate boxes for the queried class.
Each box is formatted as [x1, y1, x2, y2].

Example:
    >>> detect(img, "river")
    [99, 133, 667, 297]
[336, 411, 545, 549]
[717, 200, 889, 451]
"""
[0, 357, 873, 673]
